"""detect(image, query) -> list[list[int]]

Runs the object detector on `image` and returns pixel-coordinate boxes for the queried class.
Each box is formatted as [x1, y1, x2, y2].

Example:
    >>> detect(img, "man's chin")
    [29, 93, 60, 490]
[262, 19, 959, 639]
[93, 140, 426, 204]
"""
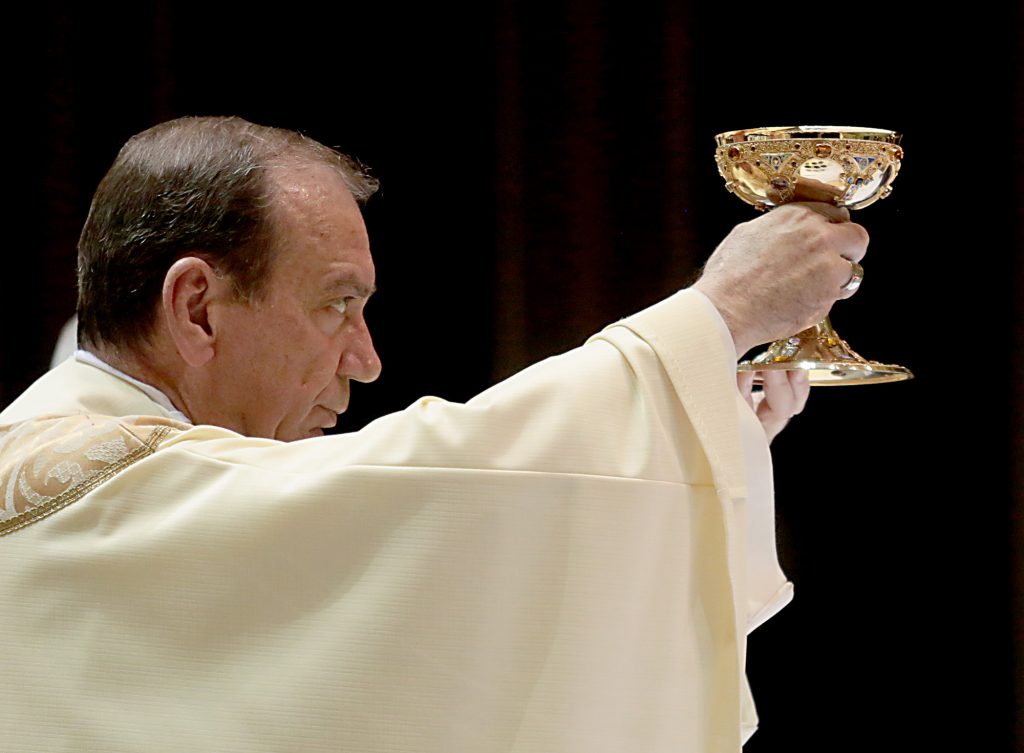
[283, 427, 324, 441]
[279, 410, 340, 441]
[270, 426, 323, 442]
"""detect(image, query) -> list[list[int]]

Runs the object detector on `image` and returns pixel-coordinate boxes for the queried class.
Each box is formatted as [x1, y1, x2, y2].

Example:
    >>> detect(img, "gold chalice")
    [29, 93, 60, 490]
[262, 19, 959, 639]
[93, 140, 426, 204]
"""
[715, 125, 913, 385]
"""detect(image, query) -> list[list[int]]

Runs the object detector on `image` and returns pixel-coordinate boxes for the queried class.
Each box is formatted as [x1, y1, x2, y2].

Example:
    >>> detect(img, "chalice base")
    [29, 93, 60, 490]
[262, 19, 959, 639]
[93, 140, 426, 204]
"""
[737, 317, 913, 386]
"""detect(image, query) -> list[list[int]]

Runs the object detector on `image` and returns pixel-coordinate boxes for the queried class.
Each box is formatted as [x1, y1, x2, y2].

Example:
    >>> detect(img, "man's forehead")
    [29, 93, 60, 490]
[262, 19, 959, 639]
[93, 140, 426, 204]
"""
[270, 162, 360, 214]
[267, 162, 368, 245]
[263, 164, 374, 293]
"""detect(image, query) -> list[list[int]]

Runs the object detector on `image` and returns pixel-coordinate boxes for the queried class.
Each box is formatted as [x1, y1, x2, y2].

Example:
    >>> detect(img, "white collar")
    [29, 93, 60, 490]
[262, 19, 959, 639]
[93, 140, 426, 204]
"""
[74, 349, 193, 425]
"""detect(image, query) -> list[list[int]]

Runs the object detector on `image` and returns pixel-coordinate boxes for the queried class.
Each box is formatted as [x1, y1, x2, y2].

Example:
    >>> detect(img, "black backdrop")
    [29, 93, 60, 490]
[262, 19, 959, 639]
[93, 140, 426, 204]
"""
[5, 3, 1021, 750]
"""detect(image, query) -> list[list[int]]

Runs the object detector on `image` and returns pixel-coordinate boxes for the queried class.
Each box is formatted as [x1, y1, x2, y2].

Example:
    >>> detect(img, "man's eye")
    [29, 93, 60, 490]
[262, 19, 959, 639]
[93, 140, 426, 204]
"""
[331, 299, 350, 316]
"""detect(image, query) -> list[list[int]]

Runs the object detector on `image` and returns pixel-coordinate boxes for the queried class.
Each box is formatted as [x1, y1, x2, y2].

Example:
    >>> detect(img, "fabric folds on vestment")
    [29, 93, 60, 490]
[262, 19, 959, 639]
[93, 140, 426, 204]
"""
[0, 289, 790, 752]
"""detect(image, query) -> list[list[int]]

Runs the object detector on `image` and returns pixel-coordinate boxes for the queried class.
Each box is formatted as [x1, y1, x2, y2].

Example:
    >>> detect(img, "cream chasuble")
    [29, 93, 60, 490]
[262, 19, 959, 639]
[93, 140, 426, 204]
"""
[0, 290, 791, 752]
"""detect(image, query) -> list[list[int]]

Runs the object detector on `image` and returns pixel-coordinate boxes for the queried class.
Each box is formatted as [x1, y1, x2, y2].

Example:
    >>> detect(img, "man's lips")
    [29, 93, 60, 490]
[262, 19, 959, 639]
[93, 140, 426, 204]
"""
[313, 405, 341, 431]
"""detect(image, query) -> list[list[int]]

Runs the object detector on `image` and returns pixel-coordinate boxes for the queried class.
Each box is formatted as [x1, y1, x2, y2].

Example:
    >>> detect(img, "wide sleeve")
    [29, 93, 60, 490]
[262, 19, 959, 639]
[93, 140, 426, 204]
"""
[172, 288, 740, 487]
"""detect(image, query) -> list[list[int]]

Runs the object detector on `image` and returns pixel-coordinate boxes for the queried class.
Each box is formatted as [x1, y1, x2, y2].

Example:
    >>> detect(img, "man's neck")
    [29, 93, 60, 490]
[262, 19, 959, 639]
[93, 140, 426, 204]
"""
[76, 347, 193, 424]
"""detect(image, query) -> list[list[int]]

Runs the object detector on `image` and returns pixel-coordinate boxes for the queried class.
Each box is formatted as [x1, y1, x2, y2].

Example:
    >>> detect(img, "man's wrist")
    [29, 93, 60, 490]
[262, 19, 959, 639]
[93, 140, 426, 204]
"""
[690, 282, 756, 357]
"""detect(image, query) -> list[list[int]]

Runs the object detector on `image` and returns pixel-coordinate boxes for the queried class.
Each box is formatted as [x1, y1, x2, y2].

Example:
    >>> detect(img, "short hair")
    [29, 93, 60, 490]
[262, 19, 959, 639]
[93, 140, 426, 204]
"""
[76, 116, 378, 351]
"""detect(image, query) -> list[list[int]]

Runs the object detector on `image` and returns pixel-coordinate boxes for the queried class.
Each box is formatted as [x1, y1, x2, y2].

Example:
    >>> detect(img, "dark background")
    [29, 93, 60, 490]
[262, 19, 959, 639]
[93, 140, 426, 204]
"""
[5, 3, 1021, 750]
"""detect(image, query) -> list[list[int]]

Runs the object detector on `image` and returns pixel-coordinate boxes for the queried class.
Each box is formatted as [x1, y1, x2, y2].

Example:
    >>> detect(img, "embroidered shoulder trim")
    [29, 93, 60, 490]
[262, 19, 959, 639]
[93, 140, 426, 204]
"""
[0, 415, 184, 537]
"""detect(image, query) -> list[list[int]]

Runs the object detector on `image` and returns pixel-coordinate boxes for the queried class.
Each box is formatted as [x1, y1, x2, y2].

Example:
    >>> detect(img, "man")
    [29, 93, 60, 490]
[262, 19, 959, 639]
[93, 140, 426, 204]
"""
[0, 117, 865, 752]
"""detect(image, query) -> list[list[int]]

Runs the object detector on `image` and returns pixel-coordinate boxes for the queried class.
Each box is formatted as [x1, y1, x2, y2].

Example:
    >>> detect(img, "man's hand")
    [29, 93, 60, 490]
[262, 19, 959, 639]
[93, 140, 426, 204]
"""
[738, 370, 810, 444]
[694, 202, 869, 356]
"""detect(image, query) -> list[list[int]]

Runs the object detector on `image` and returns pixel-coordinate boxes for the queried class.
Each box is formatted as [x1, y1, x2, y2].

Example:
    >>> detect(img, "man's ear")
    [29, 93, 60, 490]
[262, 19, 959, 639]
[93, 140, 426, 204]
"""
[161, 257, 233, 367]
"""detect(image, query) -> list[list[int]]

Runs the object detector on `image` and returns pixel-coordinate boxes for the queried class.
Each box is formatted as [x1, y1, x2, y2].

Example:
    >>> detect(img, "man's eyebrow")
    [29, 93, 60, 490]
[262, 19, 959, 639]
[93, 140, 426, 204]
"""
[323, 278, 377, 298]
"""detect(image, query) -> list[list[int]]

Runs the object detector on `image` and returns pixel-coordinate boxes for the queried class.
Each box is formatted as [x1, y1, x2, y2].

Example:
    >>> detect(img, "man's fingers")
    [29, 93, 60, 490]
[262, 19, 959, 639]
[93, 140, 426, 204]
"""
[827, 219, 869, 263]
[786, 201, 850, 224]
[745, 369, 811, 444]
[791, 205, 869, 297]
[737, 371, 755, 410]
[786, 370, 810, 413]
[760, 369, 809, 417]
[791, 178, 846, 204]
[759, 370, 792, 415]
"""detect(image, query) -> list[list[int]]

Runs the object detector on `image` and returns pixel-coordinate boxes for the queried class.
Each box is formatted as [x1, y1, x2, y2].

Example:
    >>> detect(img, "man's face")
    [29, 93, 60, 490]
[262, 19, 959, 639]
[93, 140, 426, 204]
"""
[206, 164, 381, 441]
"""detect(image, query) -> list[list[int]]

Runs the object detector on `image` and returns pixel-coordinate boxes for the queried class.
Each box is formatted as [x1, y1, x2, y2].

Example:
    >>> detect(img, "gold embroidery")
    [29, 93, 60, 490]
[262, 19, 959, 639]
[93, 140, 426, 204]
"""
[0, 416, 182, 537]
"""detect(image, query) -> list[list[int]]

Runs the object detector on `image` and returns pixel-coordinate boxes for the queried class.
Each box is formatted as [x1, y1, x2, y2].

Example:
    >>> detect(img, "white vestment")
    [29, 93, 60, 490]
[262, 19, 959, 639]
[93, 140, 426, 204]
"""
[0, 290, 791, 752]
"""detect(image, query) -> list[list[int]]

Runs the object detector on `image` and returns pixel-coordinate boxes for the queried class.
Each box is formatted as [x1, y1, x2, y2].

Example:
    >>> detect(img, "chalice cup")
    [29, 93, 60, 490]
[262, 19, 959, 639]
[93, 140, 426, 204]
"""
[714, 125, 913, 385]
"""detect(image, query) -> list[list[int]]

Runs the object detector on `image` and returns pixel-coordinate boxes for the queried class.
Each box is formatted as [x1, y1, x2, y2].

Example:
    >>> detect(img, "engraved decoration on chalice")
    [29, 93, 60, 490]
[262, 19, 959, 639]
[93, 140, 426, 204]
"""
[714, 125, 913, 385]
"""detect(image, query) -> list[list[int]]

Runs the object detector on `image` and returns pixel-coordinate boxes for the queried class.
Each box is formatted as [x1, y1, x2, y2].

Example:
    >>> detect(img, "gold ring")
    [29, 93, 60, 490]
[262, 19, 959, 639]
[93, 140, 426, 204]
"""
[842, 261, 863, 293]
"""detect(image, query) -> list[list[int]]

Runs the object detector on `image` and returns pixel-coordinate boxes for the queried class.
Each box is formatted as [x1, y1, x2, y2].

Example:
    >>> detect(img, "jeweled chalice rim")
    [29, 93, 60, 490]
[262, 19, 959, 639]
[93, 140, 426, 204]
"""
[715, 126, 901, 146]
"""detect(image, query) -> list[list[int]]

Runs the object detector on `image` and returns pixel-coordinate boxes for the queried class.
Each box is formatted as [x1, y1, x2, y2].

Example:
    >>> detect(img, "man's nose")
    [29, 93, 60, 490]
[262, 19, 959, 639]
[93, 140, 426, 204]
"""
[339, 320, 382, 383]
